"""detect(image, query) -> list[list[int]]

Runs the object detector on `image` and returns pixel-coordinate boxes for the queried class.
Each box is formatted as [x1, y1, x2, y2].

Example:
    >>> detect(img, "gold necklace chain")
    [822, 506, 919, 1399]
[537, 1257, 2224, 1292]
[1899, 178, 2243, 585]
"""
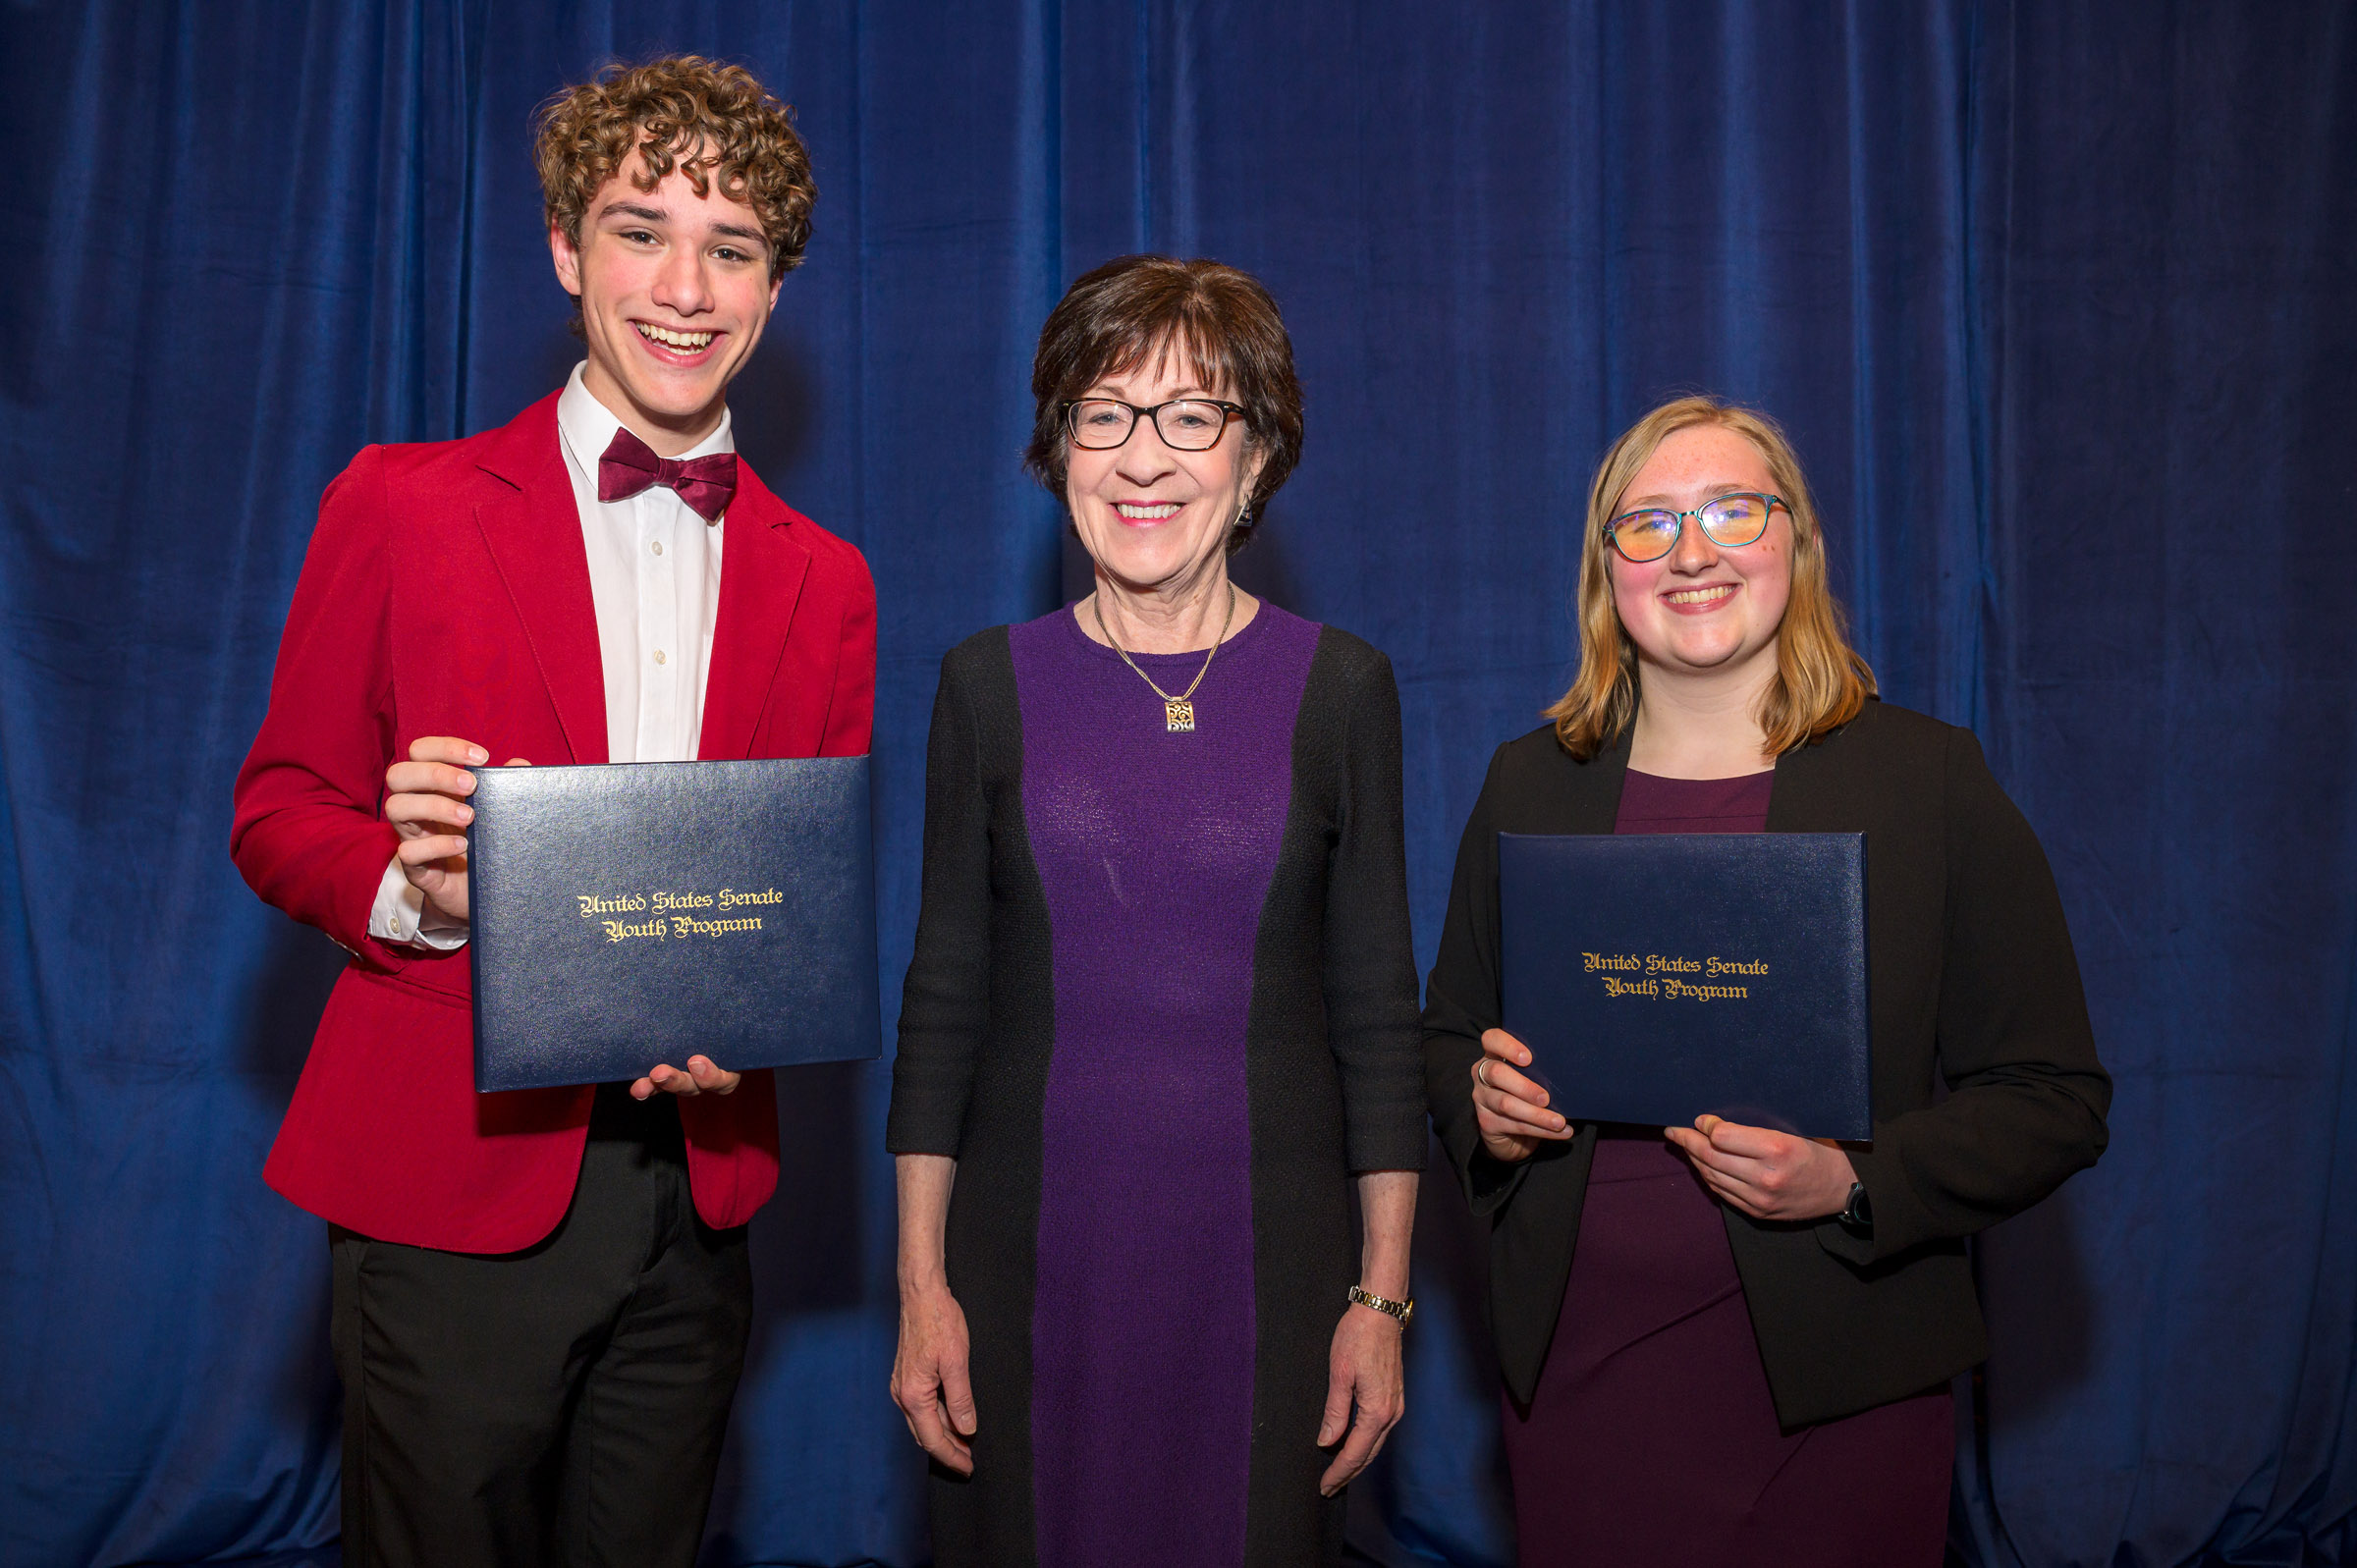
[1093, 583, 1236, 733]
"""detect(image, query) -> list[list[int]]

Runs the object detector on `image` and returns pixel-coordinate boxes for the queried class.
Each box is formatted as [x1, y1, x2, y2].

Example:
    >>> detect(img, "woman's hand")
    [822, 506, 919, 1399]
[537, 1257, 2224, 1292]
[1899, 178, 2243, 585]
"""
[1471, 1028, 1574, 1162]
[892, 1154, 974, 1473]
[1318, 1302, 1404, 1496]
[1665, 1113, 1857, 1220]
[892, 1278, 977, 1474]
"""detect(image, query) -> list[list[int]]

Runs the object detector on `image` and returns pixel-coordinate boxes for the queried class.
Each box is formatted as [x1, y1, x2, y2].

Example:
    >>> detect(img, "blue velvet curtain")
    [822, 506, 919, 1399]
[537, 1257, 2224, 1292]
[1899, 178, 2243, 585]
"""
[3, 2, 2351, 1564]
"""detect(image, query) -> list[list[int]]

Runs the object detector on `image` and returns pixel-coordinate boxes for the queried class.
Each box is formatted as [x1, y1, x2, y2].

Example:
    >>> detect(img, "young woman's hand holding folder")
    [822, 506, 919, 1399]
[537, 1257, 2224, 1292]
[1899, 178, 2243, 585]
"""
[1471, 1027, 1856, 1219]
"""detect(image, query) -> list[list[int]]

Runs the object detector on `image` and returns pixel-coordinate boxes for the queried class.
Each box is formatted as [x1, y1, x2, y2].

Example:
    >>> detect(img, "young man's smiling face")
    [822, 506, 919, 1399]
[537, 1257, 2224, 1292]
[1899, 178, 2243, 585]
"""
[551, 146, 784, 456]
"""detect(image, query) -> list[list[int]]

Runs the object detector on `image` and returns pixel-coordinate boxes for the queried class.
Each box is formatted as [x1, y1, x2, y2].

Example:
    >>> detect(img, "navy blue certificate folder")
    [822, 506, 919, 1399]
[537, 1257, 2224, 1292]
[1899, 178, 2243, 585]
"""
[465, 756, 881, 1093]
[1498, 832, 1872, 1141]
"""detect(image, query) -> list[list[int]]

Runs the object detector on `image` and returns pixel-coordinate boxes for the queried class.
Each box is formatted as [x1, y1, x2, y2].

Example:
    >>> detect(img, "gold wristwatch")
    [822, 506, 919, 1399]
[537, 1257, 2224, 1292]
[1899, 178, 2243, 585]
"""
[1347, 1285, 1414, 1325]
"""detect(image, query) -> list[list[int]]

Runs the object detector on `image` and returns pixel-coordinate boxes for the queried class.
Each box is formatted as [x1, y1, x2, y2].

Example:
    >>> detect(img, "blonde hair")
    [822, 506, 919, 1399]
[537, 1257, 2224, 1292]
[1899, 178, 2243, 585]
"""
[1545, 396, 1875, 761]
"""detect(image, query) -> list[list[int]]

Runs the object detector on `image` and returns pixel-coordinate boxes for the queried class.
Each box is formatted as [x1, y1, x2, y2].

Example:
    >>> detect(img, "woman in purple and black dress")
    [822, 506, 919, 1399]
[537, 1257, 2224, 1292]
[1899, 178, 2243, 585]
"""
[887, 255, 1427, 1568]
[1423, 397, 2112, 1566]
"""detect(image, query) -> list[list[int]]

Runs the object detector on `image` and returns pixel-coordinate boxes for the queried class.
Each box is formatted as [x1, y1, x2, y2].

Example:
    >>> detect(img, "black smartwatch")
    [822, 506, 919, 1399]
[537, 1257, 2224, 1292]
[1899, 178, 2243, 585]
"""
[1838, 1180, 1873, 1233]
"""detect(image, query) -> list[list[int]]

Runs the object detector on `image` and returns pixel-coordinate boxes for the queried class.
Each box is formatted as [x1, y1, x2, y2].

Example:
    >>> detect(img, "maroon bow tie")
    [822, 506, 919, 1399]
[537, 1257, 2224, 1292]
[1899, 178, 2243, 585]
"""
[597, 425, 738, 521]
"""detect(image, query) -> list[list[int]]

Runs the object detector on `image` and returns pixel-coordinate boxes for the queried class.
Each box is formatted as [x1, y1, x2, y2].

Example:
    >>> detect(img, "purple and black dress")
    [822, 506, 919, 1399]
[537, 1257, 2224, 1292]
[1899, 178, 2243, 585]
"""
[889, 604, 1426, 1568]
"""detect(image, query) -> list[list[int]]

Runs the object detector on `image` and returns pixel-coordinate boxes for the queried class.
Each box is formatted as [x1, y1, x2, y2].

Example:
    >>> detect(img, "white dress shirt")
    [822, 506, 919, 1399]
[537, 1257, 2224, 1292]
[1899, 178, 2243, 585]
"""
[370, 363, 732, 947]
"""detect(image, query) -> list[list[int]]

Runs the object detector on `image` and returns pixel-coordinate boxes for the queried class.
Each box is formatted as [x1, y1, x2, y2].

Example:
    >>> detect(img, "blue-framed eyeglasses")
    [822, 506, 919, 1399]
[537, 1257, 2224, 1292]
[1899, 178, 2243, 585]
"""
[1604, 492, 1785, 563]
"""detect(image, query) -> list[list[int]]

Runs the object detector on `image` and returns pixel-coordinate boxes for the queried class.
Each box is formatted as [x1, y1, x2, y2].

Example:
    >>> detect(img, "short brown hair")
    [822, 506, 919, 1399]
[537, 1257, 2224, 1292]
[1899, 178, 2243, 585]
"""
[1024, 255, 1304, 553]
[534, 56, 816, 284]
[1545, 396, 1876, 761]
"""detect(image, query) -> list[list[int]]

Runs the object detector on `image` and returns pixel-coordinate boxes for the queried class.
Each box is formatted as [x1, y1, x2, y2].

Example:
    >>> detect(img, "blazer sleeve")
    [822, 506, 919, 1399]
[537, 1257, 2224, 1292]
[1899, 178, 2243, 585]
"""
[229, 446, 410, 968]
[1421, 745, 1536, 1214]
[817, 546, 877, 758]
[1820, 726, 2113, 1265]
[885, 647, 991, 1157]
[1322, 650, 1428, 1173]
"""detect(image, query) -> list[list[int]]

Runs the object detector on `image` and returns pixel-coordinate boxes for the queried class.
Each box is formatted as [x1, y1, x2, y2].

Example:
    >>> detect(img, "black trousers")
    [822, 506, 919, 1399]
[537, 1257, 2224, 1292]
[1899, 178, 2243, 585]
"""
[329, 1085, 752, 1568]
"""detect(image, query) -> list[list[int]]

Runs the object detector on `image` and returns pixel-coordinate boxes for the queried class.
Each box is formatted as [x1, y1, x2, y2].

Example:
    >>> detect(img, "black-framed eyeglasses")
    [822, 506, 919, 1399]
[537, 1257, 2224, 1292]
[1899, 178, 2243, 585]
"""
[1604, 492, 1785, 563]
[1064, 398, 1245, 452]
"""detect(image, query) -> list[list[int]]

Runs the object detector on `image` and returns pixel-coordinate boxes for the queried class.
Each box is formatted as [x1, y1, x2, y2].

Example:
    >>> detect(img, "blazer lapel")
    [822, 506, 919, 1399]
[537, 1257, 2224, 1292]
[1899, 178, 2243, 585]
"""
[698, 466, 810, 761]
[1562, 728, 1632, 833]
[470, 395, 609, 766]
[1764, 706, 1863, 833]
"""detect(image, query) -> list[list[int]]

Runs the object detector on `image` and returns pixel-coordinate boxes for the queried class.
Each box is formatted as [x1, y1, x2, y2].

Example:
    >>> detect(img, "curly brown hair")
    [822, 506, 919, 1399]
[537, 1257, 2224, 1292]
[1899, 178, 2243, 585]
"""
[533, 55, 817, 284]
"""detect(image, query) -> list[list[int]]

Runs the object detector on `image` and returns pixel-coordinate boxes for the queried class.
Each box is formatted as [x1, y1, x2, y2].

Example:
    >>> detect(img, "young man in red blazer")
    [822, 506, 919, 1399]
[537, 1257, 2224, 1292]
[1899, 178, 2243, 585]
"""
[231, 57, 874, 1568]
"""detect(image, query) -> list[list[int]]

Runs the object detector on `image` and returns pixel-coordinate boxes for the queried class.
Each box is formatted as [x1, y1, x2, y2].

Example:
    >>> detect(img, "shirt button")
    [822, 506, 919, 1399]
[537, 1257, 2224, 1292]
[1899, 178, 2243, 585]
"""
[651, 540, 664, 556]
[654, 649, 668, 666]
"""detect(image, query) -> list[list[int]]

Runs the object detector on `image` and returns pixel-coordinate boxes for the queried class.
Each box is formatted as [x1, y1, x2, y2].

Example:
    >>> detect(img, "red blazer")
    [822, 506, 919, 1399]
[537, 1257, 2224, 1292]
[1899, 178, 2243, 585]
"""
[232, 392, 876, 1253]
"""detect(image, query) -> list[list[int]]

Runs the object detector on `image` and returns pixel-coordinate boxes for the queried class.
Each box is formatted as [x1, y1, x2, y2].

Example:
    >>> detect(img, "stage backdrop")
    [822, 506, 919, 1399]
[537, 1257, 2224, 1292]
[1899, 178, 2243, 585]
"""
[3, 2, 2352, 1564]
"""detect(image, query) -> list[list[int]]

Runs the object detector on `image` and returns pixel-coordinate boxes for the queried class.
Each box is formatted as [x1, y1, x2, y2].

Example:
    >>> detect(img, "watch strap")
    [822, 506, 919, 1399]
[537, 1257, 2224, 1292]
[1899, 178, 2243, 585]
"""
[1348, 1285, 1414, 1325]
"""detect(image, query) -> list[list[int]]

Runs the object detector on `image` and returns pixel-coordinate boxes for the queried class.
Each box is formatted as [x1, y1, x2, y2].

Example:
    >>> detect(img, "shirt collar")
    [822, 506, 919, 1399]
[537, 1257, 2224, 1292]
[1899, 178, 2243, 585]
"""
[556, 361, 736, 489]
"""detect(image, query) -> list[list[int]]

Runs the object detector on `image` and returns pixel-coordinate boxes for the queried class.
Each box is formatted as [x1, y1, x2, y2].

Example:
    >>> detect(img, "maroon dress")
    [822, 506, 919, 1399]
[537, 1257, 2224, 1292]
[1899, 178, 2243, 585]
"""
[1499, 768, 1954, 1568]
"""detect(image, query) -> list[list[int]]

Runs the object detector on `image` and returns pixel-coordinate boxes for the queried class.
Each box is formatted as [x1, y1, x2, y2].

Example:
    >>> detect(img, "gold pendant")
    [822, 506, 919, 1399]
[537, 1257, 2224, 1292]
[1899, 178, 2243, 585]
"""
[1165, 698, 1196, 732]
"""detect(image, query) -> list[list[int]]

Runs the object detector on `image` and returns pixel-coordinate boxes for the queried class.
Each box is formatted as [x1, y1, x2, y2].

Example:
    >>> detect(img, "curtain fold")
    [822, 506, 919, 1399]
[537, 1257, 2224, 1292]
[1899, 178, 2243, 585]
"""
[1, 2, 2349, 1563]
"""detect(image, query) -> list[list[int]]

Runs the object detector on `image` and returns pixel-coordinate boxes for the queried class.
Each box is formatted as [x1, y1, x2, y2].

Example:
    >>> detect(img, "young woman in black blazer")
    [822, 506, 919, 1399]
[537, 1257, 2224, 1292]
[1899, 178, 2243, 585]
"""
[1423, 397, 2110, 1566]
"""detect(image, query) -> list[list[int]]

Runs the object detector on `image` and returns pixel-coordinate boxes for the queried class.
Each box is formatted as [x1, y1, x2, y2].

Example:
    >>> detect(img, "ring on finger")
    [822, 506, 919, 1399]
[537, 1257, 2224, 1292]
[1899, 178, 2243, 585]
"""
[1475, 1059, 1493, 1091]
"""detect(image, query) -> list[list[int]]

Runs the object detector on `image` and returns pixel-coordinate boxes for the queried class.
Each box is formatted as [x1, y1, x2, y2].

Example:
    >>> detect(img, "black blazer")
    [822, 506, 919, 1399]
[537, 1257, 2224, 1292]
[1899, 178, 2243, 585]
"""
[1422, 699, 2111, 1428]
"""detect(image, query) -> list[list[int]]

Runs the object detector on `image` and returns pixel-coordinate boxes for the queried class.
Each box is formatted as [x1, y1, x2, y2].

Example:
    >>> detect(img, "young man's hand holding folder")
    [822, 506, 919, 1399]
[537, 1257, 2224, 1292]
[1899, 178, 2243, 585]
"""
[382, 732, 743, 1101]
